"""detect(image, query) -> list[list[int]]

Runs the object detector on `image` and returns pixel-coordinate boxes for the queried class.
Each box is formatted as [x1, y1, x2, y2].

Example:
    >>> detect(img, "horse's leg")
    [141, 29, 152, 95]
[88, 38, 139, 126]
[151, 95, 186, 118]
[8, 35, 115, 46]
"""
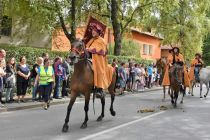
[168, 86, 171, 95]
[170, 89, 174, 105]
[97, 96, 105, 122]
[200, 81, 203, 98]
[204, 82, 209, 98]
[62, 91, 77, 132]
[191, 81, 195, 96]
[110, 94, 116, 116]
[174, 91, 178, 108]
[162, 86, 166, 102]
[180, 87, 185, 104]
[80, 94, 90, 129]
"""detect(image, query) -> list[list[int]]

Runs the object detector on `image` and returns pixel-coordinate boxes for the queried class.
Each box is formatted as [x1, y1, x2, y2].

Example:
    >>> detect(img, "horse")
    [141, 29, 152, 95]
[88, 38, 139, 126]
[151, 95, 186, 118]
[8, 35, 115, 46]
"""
[199, 67, 210, 98]
[188, 67, 210, 98]
[169, 64, 185, 107]
[156, 58, 171, 101]
[62, 40, 117, 132]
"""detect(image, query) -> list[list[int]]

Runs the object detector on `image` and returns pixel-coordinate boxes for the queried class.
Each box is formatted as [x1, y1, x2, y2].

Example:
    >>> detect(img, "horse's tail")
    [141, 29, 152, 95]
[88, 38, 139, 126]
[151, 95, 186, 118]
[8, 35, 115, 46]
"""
[93, 90, 96, 115]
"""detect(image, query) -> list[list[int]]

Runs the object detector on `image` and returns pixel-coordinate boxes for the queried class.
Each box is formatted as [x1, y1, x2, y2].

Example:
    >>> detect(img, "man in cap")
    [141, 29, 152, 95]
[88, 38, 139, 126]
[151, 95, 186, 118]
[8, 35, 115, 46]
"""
[162, 47, 190, 87]
[86, 23, 113, 98]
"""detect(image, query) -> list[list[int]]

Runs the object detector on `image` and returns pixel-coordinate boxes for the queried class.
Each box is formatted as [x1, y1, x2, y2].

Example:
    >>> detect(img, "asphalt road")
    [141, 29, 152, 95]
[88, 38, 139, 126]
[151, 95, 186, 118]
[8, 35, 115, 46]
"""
[0, 87, 210, 140]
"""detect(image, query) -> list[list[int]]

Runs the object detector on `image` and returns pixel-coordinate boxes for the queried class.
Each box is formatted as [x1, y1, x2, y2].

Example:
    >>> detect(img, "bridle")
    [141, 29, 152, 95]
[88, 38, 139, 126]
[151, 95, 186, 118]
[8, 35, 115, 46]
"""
[70, 41, 89, 60]
[70, 47, 84, 57]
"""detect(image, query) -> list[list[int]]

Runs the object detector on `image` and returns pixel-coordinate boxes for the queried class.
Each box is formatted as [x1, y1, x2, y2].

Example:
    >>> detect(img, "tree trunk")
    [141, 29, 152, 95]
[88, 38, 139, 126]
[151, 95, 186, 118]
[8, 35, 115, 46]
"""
[69, 0, 76, 43]
[55, 0, 76, 43]
[111, 0, 122, 56]
[0, 1, 3, 36]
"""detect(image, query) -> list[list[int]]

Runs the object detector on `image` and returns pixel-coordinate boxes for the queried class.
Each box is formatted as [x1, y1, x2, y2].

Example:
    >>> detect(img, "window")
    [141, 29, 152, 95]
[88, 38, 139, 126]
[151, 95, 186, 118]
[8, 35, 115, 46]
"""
[143, 44, 149, 55]
[149, 45, 153, 55]
[1, 16, 12, 36]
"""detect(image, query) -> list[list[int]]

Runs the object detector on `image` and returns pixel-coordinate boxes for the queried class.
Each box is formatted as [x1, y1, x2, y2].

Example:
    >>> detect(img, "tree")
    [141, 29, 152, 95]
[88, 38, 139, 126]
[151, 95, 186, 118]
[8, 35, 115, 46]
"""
[109, 0, 164, 55]
[0, 0, 3, 36]
[203, 33, 210, 66]
[155, 0, 210, 60]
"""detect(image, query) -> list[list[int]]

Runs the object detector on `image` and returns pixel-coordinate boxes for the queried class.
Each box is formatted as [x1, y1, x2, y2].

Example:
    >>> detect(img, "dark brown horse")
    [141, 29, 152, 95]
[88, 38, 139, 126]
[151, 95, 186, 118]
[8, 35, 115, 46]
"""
[169, 64, 185, 107]
[156, 58, 171, 101]
[62, 40, 116, 132]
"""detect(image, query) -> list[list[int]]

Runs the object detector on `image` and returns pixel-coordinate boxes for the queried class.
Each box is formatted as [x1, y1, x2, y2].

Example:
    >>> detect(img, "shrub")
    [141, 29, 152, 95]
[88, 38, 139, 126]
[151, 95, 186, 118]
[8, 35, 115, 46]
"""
[0, 44, 68, 65]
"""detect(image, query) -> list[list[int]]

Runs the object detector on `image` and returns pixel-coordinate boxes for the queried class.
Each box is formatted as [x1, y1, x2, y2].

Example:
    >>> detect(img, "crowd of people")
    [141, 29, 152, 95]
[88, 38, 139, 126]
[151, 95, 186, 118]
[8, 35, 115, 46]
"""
[0, 49, 73, 110]
[112, 59, 161, 95]
[0, 48, 161, 110]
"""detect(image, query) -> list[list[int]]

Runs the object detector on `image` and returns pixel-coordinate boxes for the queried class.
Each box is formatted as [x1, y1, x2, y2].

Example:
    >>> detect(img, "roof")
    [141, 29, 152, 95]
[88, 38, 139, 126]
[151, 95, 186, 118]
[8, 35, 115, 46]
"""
[161, 43, 181, 50]
[161, 45, 173, 50]
[131, 28, 163, 40]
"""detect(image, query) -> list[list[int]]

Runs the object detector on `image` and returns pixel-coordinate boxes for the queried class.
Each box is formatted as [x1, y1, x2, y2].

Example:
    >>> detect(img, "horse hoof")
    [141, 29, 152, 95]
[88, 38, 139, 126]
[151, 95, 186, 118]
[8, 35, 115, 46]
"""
[204, 95, 206, 98]
[200, 96, 203, 98]
[80, 123, 87, 129]
[171, 100, 174, 104]
[110, 110, 116, 116]
[62, 124, 69, 132]
[180, 101, 183, 104]
[173, 104, 177, 108]
[191, 94, 194, 96]
[97, 116, 103, 122]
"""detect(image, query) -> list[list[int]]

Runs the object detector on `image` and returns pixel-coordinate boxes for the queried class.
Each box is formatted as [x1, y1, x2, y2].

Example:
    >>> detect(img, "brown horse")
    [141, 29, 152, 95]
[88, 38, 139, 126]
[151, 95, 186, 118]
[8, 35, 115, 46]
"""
[156, 58, 171, 101]
[62, 40, 116, 132]
[169, 64, 185, 107]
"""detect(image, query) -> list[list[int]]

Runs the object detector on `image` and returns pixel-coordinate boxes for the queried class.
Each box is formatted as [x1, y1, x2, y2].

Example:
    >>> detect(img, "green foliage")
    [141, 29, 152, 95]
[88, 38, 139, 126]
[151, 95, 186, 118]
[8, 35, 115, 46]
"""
[0, 44, 151, 66]
[153, 0, 210, 60]
[0, 44, 68, 65]
[109, 39, 141, 58]
[202, 34, 210, 66]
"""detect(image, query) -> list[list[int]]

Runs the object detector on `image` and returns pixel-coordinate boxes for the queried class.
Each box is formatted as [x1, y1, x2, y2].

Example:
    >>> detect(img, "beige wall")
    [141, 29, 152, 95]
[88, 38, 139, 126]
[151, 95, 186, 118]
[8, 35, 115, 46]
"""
[0, 17, 51, 48]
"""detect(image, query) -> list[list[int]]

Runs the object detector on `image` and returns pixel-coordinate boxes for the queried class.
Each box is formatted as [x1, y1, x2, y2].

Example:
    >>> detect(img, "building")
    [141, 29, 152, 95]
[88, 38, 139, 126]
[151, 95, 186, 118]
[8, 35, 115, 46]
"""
[52, 27, 163, 61]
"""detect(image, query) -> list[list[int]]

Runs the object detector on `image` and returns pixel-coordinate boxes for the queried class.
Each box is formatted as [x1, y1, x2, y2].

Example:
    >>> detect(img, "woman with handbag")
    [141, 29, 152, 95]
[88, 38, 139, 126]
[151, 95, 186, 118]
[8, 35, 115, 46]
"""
[5, 58, 16, 103]
[0, 59, 6, 107]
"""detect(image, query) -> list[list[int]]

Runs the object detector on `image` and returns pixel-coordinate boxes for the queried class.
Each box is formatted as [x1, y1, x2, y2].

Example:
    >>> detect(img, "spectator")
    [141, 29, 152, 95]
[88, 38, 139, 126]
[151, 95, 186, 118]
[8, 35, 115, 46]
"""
[16, 56, 30, 103]
[133, 64, 141, 91]
[42, 53, 49, 60]
[112, 58, 118, 68]
[147, 64, 153, 88]
[5, 57, 16, 103]
[128, 61, 135, 91]
[35, 58, 55, 110]
[118, 62, 127, 95]
[53, 57, 63, 99]
[31, 57, 43, 101]
[0, 59, 6, 106]
[0, 49, 6, 68]
[61, 57, 70, 97]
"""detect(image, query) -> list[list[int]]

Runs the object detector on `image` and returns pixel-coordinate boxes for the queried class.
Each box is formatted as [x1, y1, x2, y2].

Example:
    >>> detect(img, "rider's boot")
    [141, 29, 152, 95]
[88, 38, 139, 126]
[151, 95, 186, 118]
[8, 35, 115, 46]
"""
[95, 88, 105, 98]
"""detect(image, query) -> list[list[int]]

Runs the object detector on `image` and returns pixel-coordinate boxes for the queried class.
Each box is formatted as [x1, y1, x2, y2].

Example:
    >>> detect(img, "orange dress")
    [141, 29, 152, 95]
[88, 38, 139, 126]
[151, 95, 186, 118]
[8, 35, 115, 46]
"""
[188, 59, 202, 81]
[162, 53, 190, 87]
[86, 37, 113, 89]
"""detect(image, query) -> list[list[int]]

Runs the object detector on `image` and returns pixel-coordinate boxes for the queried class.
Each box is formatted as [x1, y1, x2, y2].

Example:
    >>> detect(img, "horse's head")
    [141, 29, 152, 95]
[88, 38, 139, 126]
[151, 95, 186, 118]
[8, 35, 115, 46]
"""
[174, 64, 184, 84]
[69, 39, 85, 64]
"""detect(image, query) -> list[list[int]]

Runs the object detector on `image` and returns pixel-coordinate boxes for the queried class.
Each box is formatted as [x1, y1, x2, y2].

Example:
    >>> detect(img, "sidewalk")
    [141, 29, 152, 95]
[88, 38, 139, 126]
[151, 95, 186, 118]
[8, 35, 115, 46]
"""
[0, 86, 163, 113]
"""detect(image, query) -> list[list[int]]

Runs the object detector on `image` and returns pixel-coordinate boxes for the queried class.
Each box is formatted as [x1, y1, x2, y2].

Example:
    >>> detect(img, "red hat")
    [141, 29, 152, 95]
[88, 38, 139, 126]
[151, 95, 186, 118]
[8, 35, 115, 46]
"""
[83, 16, 106, 45]
[90, 23, 103, 35]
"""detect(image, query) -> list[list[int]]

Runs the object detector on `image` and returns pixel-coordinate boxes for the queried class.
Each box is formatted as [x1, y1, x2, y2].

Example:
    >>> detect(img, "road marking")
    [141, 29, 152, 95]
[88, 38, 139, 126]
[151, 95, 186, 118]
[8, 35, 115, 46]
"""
[78, 111, 165, 140]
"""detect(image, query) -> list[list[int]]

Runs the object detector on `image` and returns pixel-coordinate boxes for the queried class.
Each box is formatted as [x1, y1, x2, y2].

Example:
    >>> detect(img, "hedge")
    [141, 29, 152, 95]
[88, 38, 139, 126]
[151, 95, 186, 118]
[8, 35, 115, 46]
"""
[0, 44, 152, 66]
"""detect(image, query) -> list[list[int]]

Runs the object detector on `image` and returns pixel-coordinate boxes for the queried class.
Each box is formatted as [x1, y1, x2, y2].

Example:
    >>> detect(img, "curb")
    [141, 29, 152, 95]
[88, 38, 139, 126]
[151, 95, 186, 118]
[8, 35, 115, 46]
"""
[0, 87, 163, 113]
